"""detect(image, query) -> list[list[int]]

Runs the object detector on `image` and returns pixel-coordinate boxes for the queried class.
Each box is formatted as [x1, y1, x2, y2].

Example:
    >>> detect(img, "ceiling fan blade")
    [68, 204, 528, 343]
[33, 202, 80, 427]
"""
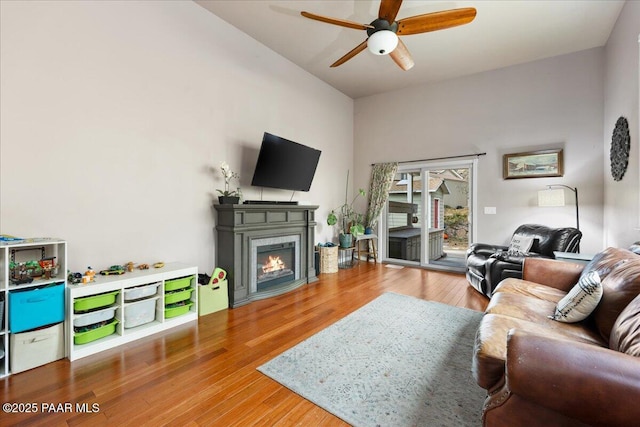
[378, 0, 403, 23]
[397, 8, 477, 35]
[331, 39, 368, 68]
[389, 38, 414, 71]
[301, 11, 372, 31]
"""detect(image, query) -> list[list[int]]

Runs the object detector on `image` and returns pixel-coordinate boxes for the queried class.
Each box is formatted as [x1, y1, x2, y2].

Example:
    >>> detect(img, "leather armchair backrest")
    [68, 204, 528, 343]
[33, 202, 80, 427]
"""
[512, 224, 582, 256]
[593, 256, 640, 342]
[578, 247, 640, 346]
[610, 292, 640, 356]
[581, 247, 640, 342]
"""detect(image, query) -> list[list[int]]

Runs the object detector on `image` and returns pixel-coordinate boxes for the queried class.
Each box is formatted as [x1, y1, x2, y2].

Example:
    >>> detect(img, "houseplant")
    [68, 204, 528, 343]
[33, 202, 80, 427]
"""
[327, 171, 366, 248]
[217, 161, 241, 204]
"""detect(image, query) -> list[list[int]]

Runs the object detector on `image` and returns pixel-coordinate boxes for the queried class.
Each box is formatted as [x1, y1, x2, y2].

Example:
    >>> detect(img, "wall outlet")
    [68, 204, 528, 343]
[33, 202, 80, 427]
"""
[484, 207, 497, 215]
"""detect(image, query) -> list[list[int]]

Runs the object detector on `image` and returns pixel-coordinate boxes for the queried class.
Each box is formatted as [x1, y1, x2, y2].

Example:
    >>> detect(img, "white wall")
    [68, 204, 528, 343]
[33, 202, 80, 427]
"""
[355, 48, 605, 254]
[0, 1, 353, 272]
[603, 0, 640, 248]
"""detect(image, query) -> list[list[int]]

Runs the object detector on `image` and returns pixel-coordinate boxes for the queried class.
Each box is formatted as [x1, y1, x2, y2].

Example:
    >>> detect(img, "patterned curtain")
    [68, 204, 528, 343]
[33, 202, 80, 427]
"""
[365, 162, 398, 229]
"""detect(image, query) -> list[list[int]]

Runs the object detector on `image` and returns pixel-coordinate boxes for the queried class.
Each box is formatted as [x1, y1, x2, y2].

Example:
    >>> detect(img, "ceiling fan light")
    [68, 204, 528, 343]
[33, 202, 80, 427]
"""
[367, 30, 398, 56]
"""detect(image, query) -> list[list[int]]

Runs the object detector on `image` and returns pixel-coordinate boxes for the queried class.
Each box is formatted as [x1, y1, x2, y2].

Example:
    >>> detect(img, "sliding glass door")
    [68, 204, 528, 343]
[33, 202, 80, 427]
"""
[386, 170, 422, 262]
[381, 159, 476, 272]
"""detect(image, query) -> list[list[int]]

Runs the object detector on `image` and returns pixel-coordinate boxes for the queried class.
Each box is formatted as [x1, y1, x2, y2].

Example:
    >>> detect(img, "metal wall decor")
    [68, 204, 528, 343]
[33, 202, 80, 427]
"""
[610, 116, 630, 181]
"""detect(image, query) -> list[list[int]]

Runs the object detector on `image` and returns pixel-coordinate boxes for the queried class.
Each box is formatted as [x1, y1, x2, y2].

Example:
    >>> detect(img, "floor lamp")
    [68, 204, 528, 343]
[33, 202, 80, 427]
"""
[538, 184, 580, 252]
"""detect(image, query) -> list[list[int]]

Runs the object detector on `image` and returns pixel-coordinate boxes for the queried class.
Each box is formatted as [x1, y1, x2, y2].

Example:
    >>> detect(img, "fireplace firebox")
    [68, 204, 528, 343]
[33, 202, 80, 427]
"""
[252, 236, 300, 292]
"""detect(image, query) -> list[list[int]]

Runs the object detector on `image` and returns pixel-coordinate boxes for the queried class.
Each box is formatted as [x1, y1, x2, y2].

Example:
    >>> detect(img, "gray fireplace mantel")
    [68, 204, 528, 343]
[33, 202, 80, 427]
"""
[214, 203, 318, 307]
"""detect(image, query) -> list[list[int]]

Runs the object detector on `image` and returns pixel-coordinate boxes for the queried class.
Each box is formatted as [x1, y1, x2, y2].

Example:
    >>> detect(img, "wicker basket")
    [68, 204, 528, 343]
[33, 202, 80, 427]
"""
[318, 246, 338, 274]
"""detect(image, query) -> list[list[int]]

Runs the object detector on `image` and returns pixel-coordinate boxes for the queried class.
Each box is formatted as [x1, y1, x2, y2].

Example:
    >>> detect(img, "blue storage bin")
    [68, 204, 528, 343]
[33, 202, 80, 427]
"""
[9, 283, 65, 333]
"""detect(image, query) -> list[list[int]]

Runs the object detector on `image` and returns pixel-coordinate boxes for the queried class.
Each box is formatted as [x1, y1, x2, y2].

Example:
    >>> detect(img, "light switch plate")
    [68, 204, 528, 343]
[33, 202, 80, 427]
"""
[484, 207, 497, 214]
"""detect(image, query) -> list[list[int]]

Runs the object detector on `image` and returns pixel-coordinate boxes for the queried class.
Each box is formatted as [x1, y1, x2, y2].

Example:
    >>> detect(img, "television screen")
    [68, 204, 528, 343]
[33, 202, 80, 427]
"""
[251, 132, 321, 192]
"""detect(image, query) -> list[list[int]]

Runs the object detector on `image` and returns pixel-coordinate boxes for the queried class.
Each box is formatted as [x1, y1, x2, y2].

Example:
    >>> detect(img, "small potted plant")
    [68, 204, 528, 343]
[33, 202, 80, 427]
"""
[217, 161, 241, 204]
[327, 171, 366, 248]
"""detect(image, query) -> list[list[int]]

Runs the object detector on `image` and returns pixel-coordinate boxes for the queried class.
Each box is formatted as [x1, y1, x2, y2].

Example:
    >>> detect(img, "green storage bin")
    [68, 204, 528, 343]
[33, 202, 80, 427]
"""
[164, 301, 193, 319]
[164, 288, 193, 304]
[74, 290, 119, 313]
[198, 279, 229, 316]
[164, 276, 192, 292]
[74, 319, 119, 345]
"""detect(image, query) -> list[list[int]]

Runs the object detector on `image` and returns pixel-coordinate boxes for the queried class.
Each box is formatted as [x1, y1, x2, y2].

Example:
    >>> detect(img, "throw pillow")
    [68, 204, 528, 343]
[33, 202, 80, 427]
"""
[508, 234, 534, 254]
[549, 271, 602, 323]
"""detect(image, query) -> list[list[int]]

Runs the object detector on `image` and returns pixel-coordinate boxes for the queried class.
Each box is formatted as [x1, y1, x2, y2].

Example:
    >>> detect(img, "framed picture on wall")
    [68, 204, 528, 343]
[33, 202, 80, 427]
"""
[503, 149, 564, 179]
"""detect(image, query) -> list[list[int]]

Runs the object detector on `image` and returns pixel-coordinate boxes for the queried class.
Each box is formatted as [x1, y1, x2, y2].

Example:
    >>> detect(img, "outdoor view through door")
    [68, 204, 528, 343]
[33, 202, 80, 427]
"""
[385, 165, 472, 271]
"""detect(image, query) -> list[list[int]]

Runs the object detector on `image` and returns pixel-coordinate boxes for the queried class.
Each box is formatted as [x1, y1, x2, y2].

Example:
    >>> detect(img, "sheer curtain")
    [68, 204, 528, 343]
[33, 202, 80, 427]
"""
[365, 162, 398, 230]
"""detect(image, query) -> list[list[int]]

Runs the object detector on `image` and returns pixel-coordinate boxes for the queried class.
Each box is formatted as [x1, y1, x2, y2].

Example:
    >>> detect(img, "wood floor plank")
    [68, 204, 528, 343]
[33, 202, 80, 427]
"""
[1, 263, 488, 426]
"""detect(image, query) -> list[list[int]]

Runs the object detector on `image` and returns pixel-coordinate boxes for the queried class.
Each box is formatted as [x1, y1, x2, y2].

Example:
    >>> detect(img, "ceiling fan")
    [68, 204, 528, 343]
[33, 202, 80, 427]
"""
[301, 0, 476, 71]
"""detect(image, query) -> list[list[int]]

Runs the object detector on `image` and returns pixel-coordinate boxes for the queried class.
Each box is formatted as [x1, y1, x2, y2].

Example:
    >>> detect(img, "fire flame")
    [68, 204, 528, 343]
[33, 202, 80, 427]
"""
[262, 255, 285, 273]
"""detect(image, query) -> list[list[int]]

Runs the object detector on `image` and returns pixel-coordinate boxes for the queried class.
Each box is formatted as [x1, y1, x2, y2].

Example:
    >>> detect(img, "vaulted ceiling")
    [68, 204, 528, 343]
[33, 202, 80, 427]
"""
[196, 1, 624, 99]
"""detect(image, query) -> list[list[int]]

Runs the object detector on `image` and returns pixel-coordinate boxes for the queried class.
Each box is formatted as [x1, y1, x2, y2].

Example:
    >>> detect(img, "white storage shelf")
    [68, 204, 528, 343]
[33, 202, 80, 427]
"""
[66, 262, 197, 361]
[0, 238, 67, 378]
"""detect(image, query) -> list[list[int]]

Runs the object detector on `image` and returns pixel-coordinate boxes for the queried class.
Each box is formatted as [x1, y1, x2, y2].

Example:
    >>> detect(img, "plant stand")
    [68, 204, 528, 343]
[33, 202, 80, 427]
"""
[338, 247, 355, 269]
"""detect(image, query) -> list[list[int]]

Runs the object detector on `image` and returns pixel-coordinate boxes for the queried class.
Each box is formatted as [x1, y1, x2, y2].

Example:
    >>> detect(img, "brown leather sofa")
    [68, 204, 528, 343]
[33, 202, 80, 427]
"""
[472, 247, 640, 426]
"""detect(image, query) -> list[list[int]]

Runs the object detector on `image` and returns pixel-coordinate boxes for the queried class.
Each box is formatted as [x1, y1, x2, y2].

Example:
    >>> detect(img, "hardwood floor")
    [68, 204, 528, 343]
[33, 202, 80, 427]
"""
[1, 262, 488, 426]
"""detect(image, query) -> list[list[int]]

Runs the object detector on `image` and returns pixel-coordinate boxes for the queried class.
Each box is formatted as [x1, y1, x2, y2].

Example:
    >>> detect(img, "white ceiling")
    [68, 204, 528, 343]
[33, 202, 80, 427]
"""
[195, 1, 625, 99]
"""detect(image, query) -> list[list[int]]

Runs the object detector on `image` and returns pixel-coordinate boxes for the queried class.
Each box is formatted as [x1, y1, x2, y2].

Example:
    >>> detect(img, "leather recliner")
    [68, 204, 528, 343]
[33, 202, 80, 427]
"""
[466, 224, 582, 297]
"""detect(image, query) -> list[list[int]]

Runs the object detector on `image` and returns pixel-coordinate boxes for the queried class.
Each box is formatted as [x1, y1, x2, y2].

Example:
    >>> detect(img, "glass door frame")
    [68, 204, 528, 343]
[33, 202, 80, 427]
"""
[379, 158, 478, 269]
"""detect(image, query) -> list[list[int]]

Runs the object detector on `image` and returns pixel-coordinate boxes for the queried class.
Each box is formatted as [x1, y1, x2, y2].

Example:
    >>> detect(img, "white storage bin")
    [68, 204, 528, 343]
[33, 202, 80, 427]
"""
[124, 282, 160, 302]
[73, 307, 116, 328]
[10, 322, 64, 373]
[124, 299, 156, 328]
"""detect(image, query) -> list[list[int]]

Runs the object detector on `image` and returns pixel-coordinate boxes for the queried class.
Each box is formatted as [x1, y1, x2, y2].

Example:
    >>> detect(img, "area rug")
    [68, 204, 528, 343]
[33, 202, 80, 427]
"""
[257, 292, 486, 426]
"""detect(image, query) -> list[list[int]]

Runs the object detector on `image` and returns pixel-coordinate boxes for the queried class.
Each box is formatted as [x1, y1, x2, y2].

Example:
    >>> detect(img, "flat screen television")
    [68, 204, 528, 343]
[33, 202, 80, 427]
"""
[251, 132, 321, 192]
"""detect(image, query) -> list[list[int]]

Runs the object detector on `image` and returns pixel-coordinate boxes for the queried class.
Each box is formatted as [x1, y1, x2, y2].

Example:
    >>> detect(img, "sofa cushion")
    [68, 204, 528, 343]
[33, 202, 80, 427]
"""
[593, 258, 640, 342]
[487, 291, 557, 321]
[493, 278, 567, 303]
[609, 293, 640, 357]
[486, 292, 605, 344]
[550, 271, 602, 323]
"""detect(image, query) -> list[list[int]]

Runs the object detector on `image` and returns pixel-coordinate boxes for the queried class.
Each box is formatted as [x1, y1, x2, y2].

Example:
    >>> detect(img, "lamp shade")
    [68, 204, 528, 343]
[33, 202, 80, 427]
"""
[538, 188, 565, 207]
[368, 30, 398, 55]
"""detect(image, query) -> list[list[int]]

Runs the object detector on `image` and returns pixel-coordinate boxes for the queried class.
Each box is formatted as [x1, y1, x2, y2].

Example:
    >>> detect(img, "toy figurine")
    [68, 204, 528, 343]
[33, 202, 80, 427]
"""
[9, 261, 34, 285]
[39, 257, 57, 278]
[68, 271, 83, 284]
[83, 266, 96, 283]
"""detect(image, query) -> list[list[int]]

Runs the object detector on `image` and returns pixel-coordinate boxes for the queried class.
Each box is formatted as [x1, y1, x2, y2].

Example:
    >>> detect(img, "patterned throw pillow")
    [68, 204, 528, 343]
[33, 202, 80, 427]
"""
[508, 234, 534, 255]
[549, 271, 602, 323]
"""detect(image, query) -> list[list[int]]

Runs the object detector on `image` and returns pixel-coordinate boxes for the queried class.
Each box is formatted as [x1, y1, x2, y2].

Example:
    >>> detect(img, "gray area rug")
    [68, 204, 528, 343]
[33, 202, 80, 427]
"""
[258, 292, 486, 426]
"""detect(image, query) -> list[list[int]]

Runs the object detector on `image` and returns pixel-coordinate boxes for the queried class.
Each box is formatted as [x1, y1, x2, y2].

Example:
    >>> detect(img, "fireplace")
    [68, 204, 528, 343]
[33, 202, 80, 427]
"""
[215, 204, 318, 307]
[251, 236, 300, 292]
